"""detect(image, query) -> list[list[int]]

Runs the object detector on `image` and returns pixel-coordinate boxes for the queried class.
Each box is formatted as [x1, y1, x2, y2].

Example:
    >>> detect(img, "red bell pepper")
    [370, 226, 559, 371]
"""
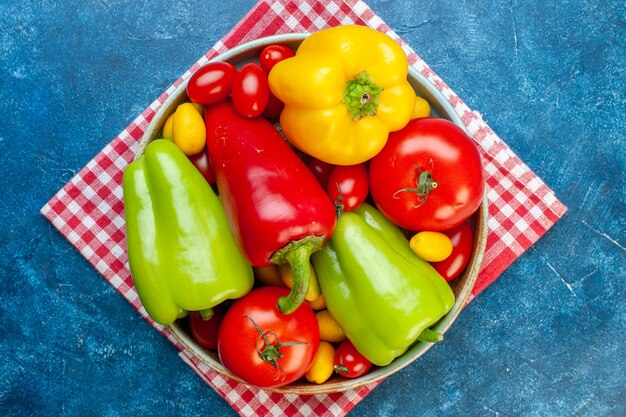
[204, 100, 337, 314]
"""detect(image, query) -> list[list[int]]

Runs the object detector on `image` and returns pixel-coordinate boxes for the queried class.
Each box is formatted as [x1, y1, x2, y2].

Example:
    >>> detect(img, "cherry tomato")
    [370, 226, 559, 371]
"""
[307, 158, 335, 188]
[369, 118, 484, 231]
[430, 221, 474, 281]
[259, 44, 295, 74]
[188, 306, 224, 350]
[326, 164, 369, 212]
[217, 286, 319, 388]
[333, 340, 372, 378]
[187, 147, 215, 184]
[231, 63, 269, 118]
[186, 62, 237, 105]
[262, 91, 284, 119]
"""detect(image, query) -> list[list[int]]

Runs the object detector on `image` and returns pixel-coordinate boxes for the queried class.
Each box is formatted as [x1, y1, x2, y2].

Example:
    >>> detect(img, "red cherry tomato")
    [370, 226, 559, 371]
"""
[326, 164, 369, 212]
[333, 340, 372, 378]
[430, 221, 474, 281]
[262, 91, 284, 119]
[187, 147, 215, 184]
[186, 62, 237, 105]
[259, 44, 295, 74]
[231, 63, 270, 118]
[188, 306, 224, 350]
[369, 118, 485, 231]
[217, 286, 320, 388]
[307, 158, 335, 188]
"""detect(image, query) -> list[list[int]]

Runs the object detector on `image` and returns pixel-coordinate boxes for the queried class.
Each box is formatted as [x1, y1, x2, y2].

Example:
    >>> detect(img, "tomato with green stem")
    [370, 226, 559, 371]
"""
[217, 286, 320, 388]
[369, 118, 484, 231]
[326, 164, 369, 213]
[333, 340, 372, 378]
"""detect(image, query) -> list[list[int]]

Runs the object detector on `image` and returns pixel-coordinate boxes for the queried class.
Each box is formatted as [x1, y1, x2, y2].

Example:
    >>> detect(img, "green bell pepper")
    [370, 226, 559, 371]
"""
[123, 139, 253, 325]
[311, 203, 455, 366]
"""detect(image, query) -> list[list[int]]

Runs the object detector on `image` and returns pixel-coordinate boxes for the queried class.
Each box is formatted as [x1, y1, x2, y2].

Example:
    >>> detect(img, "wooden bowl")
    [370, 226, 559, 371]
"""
[134, 33, 488, 394]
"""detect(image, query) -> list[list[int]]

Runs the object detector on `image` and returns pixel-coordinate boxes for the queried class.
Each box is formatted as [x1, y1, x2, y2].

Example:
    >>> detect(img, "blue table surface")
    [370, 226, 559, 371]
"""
[1, 0, 624, 416]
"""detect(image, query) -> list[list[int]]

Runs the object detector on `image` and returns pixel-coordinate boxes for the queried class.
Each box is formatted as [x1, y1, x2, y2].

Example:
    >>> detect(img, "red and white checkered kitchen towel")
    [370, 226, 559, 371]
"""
[40, 0, 568, 416]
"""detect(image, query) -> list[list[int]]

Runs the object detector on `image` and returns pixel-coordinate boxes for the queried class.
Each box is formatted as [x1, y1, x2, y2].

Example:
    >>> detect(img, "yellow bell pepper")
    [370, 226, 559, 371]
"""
[268, 25, 416, 166]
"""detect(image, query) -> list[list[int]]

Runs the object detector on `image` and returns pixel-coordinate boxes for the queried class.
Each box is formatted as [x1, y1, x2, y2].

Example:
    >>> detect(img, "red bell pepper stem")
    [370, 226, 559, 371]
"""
[270, 235, 324, 314]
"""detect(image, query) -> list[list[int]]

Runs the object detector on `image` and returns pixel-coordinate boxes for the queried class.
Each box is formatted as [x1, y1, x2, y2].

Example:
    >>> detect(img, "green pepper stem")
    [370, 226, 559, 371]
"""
[270, 235, 325, 315]
[417, 328, 443, 343]
[343, 71, 384, 121]
[199, 308, 214, 321]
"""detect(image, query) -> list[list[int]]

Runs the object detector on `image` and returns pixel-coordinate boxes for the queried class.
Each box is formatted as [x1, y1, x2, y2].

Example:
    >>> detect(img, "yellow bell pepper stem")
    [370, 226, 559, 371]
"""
[343, 72, 384, 121]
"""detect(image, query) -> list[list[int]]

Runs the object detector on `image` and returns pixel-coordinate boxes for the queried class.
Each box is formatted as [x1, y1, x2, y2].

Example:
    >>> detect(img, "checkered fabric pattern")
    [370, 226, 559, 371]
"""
[40, 0, 567, 416]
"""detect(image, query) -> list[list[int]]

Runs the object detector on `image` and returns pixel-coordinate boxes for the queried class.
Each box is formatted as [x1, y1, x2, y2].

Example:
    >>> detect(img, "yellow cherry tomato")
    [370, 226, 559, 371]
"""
[253, 265, 283, 287]
[308, 294, 327, 311]
[162, 113, 174, 141]
[410, 96, 431, 119]
[409, 231, 453, 262]
[316, 310, 345, 343]
[172, 102, 206, 155]
[305, 341, 335, 384]
[279, 262, 321, 302]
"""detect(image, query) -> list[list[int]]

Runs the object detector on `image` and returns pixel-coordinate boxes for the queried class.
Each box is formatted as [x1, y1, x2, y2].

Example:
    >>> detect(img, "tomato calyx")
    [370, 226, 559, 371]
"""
[245, 314, 307, 380]
[392, 160, 439, 208]
[332, 182, 345, 218]
[334, 355, 350, 376]
[343, 71, 383, 121]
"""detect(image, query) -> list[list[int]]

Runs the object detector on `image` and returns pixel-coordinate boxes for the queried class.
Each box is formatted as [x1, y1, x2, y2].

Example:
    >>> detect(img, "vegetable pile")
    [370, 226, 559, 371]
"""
[123, 25, 484, 389]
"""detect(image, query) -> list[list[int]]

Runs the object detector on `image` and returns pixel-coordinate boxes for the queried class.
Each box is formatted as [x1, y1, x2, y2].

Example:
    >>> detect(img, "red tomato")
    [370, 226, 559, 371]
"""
[430, 221, 474, 281]
[187, 147, 215, 184]
[307, 158, 335, 188]
[231, 63, 269, 118]
[333, 340, 372, 378]
[262, 91, 284, 119]
[369, 118, 484, 231]
[326, 164, 369, 212]
[186, 62, 237, 105]
[188, 306, 224, 350]
[259, 44, 295, 74]
[217, 286, 320, 388]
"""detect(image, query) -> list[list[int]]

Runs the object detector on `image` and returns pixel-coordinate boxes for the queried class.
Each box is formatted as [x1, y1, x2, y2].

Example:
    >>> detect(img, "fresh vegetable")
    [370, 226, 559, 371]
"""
[187, 61, 237, 105]
[411, 96, 430, 119]
[409, 231, 453, 262]
[268, 25, 416, 165]
[187, 146, 215, 184]
[189, 306, 225, 350]
[231, 63, 269, 118]
[316, 310, 345, 343]
[307, 158, 334, 187]
[278, 263, 321, 303]
[333, 340, 372, 378]
[305, 341, 335, 384]
[262, 91, 284, 119]
[123, 139, 253, 325]
[253, 265, 283, 287]
[431, 221, 474, 281]
[172, 102, 206, 155]
[259, 44, 295, 74]
[311, 203, 454, 366]
[369, 117, 484, 231]
[204, 100, 337, 314]
[217, 286, 320, 388]
[162, 113, 174, 141]
[326, 164, 369, 213]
